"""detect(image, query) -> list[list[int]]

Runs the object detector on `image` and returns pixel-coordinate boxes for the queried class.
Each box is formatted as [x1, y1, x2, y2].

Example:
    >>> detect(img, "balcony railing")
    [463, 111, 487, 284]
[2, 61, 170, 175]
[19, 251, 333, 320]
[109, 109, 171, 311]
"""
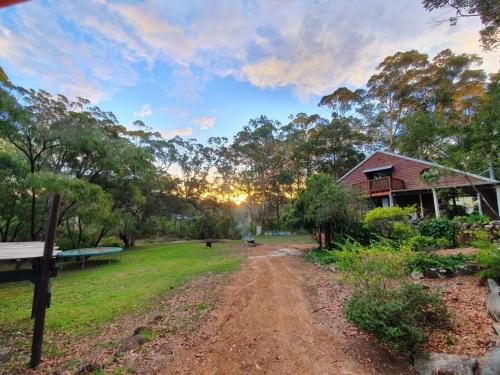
[353, 176, 405, 196]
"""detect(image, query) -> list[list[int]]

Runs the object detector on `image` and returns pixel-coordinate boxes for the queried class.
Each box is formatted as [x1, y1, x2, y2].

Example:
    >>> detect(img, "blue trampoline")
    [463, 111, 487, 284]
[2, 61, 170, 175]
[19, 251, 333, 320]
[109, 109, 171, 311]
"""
[57, 247, 123, 269]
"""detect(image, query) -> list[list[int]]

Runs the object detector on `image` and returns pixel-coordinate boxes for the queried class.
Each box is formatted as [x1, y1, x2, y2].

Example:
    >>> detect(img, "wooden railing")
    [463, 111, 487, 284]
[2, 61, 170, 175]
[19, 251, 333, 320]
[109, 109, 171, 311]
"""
[353, 177, 405, 195]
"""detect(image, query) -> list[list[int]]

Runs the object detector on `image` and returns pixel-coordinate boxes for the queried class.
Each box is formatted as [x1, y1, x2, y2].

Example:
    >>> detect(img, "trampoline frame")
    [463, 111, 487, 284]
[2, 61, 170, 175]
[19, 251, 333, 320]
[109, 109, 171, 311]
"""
[57, 247, 123, 269]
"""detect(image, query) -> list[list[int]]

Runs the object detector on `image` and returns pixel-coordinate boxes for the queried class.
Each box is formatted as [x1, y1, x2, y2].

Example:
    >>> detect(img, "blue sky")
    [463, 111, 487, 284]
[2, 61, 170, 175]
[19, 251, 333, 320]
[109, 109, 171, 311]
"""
[0, 0, 497, 143]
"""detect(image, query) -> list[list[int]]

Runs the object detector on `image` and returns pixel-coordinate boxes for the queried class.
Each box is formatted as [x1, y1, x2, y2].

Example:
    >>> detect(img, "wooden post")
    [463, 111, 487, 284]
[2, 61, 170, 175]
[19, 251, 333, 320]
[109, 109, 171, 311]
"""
[30, 194, 61, 368]
[432, 189, 440, 218]
[419, 193, 424, 218]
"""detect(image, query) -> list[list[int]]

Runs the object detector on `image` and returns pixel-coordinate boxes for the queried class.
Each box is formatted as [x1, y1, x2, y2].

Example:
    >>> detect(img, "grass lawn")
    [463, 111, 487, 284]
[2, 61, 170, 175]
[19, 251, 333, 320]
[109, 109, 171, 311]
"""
[0, 242, 241, 339]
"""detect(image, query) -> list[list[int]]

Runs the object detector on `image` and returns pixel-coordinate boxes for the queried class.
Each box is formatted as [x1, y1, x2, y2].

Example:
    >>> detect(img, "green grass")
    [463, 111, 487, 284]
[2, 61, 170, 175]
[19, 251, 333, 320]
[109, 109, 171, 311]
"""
[0, 242, 241, 338]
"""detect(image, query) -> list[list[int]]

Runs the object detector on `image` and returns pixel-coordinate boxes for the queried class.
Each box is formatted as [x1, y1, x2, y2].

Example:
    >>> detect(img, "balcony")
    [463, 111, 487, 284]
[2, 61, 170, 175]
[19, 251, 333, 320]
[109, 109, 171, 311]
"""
[354, 176, 405, 196]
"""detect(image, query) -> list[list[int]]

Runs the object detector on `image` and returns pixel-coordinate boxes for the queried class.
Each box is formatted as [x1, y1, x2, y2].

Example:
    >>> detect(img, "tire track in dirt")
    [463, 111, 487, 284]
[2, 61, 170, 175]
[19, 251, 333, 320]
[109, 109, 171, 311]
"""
[167, 244, 414, 374]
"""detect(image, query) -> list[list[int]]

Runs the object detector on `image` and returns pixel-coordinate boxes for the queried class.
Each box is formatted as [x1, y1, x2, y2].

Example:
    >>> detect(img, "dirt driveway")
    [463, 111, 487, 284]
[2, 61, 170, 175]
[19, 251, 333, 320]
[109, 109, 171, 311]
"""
[167, 244, 414, 375]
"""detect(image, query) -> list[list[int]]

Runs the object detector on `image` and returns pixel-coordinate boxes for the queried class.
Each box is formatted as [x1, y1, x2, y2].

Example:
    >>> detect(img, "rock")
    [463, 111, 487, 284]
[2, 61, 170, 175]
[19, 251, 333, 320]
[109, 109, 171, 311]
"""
[487, 279, 500, 322]
[414, 353, 477, 375]
[424, 268, 454, 279]
[479, 347, 500, 375]
[411, 271, 424, 280]
[456, 262, 481, 276]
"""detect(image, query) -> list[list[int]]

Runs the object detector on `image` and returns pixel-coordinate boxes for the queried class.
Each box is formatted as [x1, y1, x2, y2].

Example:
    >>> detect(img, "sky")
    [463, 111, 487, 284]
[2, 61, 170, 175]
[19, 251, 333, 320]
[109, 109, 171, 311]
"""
[0, 0, 498, 143]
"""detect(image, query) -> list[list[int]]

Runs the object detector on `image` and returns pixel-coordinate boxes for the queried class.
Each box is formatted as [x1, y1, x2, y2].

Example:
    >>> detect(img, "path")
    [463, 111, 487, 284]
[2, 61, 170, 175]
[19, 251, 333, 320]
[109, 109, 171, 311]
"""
[167, 244, 414, 374]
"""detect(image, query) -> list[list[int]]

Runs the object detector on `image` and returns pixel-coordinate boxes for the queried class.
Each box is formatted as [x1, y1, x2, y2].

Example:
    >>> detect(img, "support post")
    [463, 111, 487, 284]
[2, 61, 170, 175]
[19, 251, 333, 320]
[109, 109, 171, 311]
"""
[477, 192, 483, 216]
[30, 194, 61, 368]
[419, 193, 424, 218]
[432, 189, 440, 218]
[389, 193, 394, 207]
[496, 185, 500, 218]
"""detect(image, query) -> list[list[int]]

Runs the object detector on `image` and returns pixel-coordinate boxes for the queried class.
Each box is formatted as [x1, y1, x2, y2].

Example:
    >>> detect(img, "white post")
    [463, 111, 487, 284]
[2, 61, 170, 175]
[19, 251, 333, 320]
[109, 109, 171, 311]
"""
[432, 189, 440, 218]
[496, 185, 500, 217]
[419, 193, 424, 218]
[389, 193, 394, 207]
[477, 192, 483, 215]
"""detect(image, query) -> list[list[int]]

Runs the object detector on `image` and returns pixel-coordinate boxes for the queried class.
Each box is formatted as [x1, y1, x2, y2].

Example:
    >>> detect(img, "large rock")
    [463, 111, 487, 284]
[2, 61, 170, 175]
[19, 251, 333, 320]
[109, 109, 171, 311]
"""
[487, 279, 500, 322]
[479, 347, 500, 375]
[414, 353, 477, 375]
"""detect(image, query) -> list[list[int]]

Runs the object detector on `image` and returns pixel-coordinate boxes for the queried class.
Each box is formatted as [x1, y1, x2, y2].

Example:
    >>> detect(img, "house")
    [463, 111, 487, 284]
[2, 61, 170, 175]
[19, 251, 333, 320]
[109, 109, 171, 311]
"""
[339, 151, 500, 219]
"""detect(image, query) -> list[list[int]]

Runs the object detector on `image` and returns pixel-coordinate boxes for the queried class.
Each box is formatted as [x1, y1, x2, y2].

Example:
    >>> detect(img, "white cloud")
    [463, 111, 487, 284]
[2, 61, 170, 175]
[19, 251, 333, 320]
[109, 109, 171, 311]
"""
[192, 116, 215, 130]
[0, 0, 497, 103]
[134, 104, 153, 118]
[160, 127, 193, 139]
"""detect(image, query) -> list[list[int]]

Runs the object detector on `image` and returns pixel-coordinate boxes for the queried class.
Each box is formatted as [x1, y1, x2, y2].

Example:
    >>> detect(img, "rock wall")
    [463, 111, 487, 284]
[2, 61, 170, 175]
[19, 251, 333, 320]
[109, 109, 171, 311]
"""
[455, 221, 500, 245]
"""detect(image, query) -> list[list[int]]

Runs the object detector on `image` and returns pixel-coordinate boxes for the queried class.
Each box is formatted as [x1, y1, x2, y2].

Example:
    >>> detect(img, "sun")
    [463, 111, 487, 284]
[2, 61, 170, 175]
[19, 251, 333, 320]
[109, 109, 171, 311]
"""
[231, 193, 247, 206]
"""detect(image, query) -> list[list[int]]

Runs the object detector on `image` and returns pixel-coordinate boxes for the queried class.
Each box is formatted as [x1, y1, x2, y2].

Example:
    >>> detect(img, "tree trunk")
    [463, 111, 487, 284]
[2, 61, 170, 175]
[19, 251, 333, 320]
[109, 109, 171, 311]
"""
[318, 229, 323, 249]
[324, 223, 332, 249]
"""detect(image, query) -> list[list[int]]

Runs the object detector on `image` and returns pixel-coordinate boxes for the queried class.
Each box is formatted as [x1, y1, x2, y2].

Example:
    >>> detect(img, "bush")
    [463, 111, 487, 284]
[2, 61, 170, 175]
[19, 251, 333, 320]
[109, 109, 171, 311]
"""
[364, 206, 416, 240]
[345, 283, 449, 354]
[405, 253, 470, 274]
[334, 241, 410, 286]
[305, 248, 337, 265]
[403, 235, 438, 253]
[435, 237, 453, 249]
[475, 242, 500, 281]
[419, 218, 456, 244]
[454, 214, 491, 224]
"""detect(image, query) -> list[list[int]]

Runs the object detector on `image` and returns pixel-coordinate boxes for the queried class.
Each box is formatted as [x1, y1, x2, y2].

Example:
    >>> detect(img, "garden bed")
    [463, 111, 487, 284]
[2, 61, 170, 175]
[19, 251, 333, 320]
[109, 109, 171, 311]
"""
[421, 275, 497, 357]
[434, 247, 480, 257]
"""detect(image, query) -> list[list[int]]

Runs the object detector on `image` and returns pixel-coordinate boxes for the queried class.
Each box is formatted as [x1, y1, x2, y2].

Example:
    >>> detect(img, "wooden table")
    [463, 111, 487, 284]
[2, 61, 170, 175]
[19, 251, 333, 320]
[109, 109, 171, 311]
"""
[0, 242, 60, 260]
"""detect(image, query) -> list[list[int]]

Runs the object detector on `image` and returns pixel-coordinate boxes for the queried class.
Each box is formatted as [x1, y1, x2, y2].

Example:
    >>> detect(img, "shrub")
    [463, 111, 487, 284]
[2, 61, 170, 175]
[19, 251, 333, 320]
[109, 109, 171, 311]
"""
[405, 253, 470, 274]
[419, 218, 456, 244]
[305, 248, 337, 265]
[403, 235, 438, 253]
[454, 214, 491, 224]
[345, 283, 449, 354]
[435, 237, 452, 249]
[364, 206, 416, 240]
[475, 242, 500, 281]
[334, 241, 410, 287]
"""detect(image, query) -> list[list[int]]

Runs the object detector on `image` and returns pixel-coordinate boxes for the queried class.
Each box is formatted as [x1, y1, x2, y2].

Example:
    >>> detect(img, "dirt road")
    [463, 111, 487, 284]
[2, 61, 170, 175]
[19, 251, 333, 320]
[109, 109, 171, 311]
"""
[168, 244, 414, 375]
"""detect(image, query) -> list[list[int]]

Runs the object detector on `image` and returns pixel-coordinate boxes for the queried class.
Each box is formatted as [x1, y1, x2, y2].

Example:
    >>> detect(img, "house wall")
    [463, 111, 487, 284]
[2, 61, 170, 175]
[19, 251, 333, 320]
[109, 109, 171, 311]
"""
[340, 151, 487, 192]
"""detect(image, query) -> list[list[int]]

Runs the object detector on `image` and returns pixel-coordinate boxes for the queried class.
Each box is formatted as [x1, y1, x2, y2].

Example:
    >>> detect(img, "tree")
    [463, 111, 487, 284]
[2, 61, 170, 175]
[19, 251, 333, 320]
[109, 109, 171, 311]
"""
[285, 174, 363, 248]
[367, 50, 430, 150]
[422, 0, 500, 50]
[310, 117, 367, 180]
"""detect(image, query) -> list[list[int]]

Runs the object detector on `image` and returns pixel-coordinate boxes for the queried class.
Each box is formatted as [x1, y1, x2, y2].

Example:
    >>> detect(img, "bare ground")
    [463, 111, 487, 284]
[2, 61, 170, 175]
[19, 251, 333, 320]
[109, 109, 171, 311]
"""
[166, 244, 413, 375]
[20, 243, 416, 374]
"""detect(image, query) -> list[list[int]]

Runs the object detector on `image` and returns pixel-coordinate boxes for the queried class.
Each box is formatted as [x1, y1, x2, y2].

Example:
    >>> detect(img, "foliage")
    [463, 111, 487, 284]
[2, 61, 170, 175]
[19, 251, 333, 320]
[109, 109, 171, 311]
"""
[453, 214, 491, 224]
[419, 218, 456, 243]
[363, 206, 416, 240]
[285, 174, 364, 248]
[405, 253, 470, 273]
[305, 248, 337, 265]
[435, 237, 453, 249]
[334, 240, 409, 286]
[475, 242, 500, 281]
[421, 0, 499, 50]
[403, 235, 438, 253]
[345, 284, 449, 354]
